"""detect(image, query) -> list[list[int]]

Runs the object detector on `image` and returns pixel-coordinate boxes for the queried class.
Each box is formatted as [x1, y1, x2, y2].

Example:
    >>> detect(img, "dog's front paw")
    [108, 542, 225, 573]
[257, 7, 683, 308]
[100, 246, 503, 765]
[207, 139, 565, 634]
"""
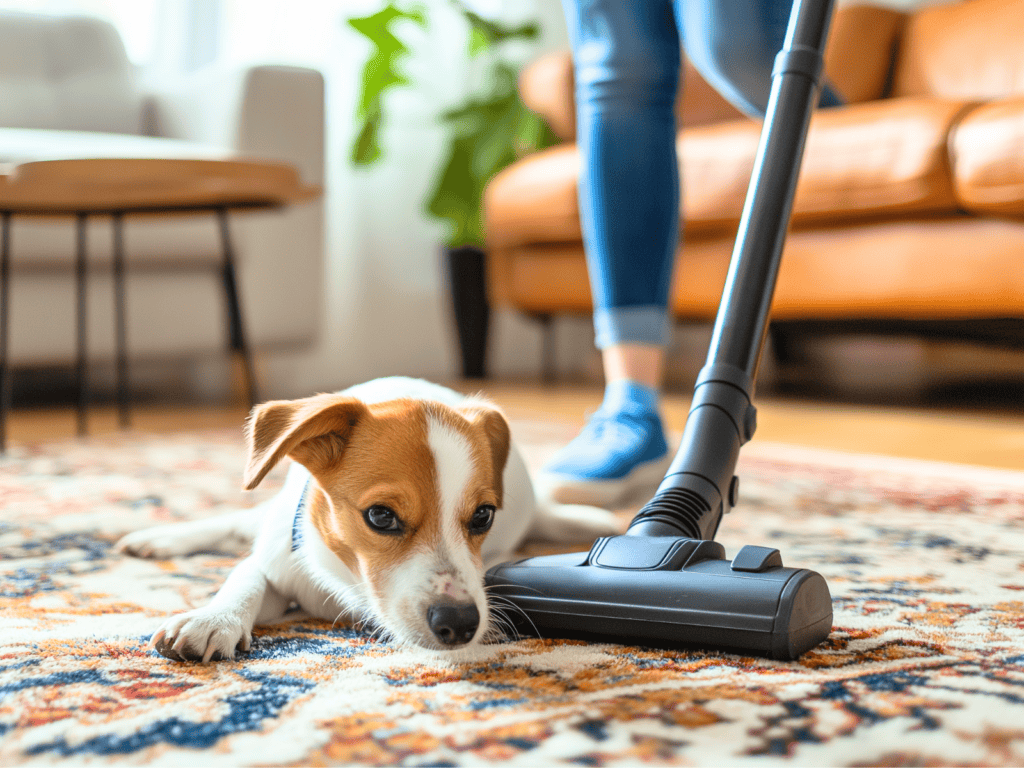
[116, 525, 201, 559]
[151, 609, 252, 663]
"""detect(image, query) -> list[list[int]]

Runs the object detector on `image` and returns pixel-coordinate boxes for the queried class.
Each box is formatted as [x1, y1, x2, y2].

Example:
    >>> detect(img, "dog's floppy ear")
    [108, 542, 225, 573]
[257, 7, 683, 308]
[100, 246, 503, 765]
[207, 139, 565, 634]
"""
[243, 394, 368, 490]
[462, 405, 511, 503]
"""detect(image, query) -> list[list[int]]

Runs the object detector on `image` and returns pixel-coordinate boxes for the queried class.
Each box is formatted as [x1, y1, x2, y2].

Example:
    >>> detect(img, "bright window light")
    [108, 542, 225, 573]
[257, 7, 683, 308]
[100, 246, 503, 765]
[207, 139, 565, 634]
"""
[218, 0, 340, 67]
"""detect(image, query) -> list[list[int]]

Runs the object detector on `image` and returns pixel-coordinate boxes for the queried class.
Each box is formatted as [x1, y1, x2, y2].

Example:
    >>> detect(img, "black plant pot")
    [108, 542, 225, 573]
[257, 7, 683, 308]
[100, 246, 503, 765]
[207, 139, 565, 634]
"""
[444, 245, 491, 379]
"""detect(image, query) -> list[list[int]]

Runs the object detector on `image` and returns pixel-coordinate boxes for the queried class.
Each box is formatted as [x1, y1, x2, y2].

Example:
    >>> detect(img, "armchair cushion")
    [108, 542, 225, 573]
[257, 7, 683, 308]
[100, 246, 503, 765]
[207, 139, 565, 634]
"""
[951, 97, 1024, 217]
[485, 143, 581, 249]
[0, 13, 141, 134]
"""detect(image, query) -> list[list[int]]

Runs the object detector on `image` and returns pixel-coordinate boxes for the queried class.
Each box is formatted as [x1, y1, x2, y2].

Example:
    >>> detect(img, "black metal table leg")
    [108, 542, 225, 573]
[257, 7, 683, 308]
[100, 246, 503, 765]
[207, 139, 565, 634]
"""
[0, 212, 11, 452]
[112, 212, 130, 429]
[76, 213, 88, 437]
[217, 208, 259, 409]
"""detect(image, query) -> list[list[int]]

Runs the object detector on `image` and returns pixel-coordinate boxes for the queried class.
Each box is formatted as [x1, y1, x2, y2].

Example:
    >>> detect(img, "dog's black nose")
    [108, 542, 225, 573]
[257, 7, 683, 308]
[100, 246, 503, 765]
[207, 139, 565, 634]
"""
[427, 601, 480, 646]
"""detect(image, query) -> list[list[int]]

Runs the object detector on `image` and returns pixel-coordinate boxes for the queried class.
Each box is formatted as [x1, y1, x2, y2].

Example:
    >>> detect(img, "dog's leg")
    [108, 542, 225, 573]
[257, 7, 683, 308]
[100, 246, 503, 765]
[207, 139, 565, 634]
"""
[151, 555, 283, 662]
[116, 508, 261, 558]
[528, 499, 623, 542]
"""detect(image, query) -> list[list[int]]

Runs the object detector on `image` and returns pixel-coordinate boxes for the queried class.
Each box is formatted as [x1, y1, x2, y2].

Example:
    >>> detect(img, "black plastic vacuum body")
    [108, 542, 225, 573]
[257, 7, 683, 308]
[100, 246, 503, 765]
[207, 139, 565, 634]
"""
[485, 0, 837, 660]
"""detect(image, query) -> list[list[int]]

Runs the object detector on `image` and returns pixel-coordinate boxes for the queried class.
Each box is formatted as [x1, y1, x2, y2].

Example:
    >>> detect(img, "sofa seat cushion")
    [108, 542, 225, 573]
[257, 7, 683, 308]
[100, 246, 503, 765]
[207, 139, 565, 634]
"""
[683, 97, 968, 233]
[952, 98, 1024, 216]
[485, 143, 583, 249]
[486, 98, 969, 250]
[495, 217, 1024, 321]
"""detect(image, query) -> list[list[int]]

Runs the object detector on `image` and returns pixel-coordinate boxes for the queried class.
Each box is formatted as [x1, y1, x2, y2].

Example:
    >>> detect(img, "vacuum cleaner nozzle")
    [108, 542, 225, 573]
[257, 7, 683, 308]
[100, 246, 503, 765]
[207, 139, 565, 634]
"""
[486, 537, 833, 661]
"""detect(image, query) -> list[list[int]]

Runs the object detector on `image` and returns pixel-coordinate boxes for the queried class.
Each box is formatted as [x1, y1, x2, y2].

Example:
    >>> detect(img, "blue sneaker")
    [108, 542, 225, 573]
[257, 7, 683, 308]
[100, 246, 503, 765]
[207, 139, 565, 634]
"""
[539, 381, 671, 508]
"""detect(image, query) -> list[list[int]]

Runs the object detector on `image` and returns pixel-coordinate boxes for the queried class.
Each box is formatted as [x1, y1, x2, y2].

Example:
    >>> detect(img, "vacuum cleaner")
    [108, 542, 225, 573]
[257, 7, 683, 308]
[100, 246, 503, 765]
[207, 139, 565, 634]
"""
[485, 0, 837, 661]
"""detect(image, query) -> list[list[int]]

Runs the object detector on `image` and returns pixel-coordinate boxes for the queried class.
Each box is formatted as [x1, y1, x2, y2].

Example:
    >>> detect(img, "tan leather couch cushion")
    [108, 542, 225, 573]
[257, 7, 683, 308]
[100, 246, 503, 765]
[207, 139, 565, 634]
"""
[893, 0, 1024, 100]
[497, 217, 1024, 320]
[952, 98, 1024, 216]
[684, 97, 967, 233]
[485, 144, 582, 249]
[823, 5, 905, 103]
[486, 98, 967, 249]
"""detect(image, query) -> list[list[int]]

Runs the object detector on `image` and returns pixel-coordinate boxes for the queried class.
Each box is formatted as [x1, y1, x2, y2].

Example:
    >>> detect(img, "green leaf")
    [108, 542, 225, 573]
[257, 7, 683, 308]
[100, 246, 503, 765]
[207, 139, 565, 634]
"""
[350, 106, 383, 165]
[348, 3, 428, 165]
[468, 26, 489, 57]
[350, 2, 562, 244]
[512, 103, 560, 156]
[425, 61, 559, 248]
[426, 135, 485, 247]
[458, 7, 538, 47]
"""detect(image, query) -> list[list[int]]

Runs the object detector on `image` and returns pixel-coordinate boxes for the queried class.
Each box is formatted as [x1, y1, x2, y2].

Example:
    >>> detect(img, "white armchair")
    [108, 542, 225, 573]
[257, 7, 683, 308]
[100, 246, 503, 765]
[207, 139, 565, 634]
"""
[0, 11, 325, 368]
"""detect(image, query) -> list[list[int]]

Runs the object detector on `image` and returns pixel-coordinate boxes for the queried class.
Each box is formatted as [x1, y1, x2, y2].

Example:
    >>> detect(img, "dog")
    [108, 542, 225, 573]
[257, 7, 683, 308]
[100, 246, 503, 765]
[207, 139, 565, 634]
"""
[117, 377, 621, 662]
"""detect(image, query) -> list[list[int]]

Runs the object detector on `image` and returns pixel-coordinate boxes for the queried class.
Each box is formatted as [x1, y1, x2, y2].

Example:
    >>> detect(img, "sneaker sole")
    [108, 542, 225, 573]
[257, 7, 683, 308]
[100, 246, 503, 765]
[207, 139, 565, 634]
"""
[538, 452, 674, 509]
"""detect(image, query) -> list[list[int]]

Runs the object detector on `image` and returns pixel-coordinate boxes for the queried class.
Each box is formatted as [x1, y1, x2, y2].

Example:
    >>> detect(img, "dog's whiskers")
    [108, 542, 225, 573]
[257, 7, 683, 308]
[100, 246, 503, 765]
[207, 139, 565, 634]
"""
[484, 590, 541, 639]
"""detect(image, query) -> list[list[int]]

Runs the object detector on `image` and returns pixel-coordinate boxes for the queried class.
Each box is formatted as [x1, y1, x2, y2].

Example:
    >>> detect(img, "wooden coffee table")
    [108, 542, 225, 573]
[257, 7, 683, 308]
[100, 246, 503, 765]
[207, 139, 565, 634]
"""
[0, 156, 321, 449]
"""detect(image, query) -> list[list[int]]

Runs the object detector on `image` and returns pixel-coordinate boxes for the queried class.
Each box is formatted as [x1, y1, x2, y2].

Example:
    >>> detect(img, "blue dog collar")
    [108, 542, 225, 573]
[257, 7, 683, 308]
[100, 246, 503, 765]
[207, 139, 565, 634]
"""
[291, 479, 313, 552]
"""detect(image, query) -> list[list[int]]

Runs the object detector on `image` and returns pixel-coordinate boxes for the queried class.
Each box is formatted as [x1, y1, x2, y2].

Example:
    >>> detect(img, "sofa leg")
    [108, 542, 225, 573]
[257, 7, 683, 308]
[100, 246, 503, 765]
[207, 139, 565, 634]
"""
[537, 314, 556, 384]
[445, 246, 490, 379]
[769, 323, 800, 367]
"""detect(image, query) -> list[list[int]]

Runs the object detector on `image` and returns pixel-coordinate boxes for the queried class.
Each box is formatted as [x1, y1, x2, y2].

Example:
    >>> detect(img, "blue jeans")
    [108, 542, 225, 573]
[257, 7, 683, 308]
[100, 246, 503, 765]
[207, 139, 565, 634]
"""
[562, 0, 841, 349]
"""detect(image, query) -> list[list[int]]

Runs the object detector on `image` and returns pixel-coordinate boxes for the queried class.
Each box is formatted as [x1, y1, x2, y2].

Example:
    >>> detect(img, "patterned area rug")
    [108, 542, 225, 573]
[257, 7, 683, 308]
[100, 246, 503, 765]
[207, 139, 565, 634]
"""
[2, 421, 1024, 766]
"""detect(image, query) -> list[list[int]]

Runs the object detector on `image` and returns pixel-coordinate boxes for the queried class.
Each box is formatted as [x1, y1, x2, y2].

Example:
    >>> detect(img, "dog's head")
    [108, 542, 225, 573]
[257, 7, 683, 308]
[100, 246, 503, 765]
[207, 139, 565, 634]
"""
[243, 393, 511, 652]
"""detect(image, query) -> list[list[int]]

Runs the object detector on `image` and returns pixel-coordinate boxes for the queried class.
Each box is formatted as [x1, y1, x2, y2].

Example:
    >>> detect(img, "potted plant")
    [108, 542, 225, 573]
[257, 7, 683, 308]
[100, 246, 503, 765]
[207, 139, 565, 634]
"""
[348, 1, 559, 377]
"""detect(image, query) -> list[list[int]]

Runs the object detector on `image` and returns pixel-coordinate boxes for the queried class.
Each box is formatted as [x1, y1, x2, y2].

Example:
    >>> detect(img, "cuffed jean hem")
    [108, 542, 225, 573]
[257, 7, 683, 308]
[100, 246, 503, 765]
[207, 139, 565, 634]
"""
[594, 306, 671, 349]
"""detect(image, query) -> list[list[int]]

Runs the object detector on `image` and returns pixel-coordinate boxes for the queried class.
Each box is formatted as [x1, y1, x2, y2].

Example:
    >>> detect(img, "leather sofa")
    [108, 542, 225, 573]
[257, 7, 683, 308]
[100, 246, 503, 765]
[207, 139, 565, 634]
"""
[484, 0, 1024, 375]
[0, 12, 324, 369]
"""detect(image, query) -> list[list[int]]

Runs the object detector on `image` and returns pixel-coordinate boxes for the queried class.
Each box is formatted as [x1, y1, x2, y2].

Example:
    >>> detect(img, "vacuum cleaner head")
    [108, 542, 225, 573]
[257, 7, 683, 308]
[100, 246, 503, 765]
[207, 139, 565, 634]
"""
[486, 536, 833, 661]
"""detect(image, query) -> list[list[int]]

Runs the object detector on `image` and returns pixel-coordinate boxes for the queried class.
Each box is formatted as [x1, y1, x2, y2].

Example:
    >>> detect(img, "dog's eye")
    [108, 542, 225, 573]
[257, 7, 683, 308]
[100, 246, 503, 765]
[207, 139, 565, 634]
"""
[364, 505, 403, 534]
[469, 505, 495, 535]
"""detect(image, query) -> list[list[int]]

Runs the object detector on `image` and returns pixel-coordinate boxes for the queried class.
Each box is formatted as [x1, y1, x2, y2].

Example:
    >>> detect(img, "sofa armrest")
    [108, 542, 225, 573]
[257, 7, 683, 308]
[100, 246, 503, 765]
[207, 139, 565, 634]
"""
[520, 51, 576, 142]
[142, 64, 325, 186]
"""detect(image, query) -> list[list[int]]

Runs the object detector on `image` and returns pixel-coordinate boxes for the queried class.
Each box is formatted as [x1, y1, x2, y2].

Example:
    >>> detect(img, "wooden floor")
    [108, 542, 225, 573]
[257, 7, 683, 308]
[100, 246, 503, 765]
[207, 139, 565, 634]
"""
[6, 380, 1024, 471]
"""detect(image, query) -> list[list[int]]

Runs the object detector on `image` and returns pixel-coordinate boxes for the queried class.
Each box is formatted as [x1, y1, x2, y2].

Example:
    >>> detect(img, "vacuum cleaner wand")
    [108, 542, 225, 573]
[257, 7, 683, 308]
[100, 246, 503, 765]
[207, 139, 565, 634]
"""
[631, 0, 834, 540]
[486, 0, 837, 660]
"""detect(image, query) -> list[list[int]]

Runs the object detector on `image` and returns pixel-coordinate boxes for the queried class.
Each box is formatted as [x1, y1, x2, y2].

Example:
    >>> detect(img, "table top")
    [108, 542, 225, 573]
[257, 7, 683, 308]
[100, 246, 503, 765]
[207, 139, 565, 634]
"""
[0, 128, 234, 165]
[0, 130, 321, 214]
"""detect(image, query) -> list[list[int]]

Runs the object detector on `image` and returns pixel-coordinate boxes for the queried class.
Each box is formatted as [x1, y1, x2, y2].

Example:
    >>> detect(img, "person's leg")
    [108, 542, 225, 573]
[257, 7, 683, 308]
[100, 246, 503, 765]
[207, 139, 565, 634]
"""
[542, 0, 680, 507]
[679, 0, 842, 119]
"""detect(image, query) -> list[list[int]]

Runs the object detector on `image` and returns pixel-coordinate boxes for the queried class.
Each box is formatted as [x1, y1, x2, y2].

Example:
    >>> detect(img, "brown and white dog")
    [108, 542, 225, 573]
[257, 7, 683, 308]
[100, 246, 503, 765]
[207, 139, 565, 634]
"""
[117, 377, 620, 662]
